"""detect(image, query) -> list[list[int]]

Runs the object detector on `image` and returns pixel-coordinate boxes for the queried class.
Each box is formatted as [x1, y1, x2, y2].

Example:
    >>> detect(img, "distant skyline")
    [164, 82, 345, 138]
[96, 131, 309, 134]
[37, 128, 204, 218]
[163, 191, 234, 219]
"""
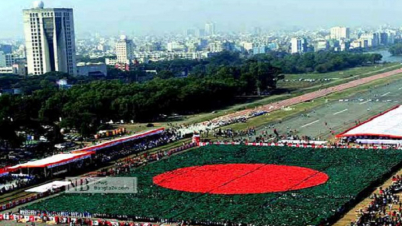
[0, 0, 401, 38]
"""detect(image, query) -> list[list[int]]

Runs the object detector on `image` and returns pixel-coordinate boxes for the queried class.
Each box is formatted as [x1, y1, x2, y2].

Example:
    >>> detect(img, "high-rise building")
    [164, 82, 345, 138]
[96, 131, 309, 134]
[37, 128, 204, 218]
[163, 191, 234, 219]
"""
[360, 33, 379, 47]
[205, 22, 216, 36]
[378, 32, 389, 45]
[116, 35, 133, 64]
[5, 54, 14, 67]
[330, 27, 350, 40]
[0, 52, 6, 67]
[23, 1, 77, 76]
[291, 38, 307, 54]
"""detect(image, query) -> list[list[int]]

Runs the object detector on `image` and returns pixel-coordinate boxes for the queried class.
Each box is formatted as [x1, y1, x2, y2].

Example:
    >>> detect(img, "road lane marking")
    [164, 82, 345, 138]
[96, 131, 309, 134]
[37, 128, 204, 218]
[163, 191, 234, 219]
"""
[381, 92, 391, 97]
[301, 120, 319, 128]
[333, 109, 348, 116]
[359, 100, 369, 105]
[399, 87, 402, 90]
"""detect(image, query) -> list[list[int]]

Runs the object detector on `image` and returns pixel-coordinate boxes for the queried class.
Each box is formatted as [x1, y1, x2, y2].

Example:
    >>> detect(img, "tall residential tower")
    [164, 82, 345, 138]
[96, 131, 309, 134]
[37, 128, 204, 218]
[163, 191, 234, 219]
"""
[291, 38, 307, 54]
[23, 1, 77, 76]
[205, 22, 216, 36]
[330, 27, 350, 40]
[116, 35, 134, 64]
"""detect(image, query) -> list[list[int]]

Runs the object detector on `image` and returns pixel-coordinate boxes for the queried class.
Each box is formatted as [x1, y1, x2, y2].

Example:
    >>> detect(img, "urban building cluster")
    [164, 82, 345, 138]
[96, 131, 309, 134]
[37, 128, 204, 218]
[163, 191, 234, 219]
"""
[290, 26, 398, 54]
[1, 1, 402, 77]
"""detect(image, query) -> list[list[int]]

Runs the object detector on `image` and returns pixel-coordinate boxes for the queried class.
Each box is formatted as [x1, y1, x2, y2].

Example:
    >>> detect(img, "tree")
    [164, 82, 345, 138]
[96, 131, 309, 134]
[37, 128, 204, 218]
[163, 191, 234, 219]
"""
[389, 44, 402, 56]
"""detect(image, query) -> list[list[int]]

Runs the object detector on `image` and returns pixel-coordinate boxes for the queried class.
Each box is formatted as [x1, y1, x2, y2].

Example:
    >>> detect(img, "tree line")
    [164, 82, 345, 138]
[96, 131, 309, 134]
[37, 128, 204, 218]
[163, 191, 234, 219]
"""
[389, 43, 402, 56]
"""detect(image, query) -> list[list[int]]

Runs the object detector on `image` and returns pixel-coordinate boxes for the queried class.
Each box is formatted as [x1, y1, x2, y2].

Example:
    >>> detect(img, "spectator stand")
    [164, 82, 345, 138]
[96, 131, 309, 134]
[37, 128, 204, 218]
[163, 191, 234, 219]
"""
[9, 152, 95, 178]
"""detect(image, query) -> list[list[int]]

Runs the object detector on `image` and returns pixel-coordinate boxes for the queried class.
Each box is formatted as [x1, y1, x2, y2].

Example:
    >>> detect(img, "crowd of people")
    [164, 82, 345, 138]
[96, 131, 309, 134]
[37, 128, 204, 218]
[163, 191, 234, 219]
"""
[0, 175, 36, 194]
[95, 129, 181, 164]
[205, 124, 321, 144]
[351, 175, 402, 226]
[95, 142, 196, 177]
[18, 142, 197, 225]
[211, 127, 256, 138]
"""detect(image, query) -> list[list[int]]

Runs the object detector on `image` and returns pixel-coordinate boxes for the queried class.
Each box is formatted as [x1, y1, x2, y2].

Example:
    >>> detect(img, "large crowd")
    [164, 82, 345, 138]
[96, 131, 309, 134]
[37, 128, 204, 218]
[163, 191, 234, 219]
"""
[95, 142, 196, 178]
[206, 125, 319, 144]
[0, 175, 36, 195]
[351, 176, 402, 226]
[18, 142, 197, 225]
[96, 129, 181, 164]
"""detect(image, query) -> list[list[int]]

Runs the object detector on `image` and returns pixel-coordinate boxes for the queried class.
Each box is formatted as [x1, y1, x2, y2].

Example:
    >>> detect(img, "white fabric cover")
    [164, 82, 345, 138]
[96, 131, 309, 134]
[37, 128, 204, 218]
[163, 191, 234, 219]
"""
[342, 105, 402, 138]
[9, 153, 89, 169]
[25, 181, 71, 193]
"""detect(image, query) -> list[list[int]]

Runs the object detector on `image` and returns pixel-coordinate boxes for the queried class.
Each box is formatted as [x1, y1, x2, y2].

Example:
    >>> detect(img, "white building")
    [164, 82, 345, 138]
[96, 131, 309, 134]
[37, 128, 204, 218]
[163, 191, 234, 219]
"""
[205, 22, 216, 36]
[116, 35, 133, 64]
[330, 27, 350, 40]
[23, 1, 77, 76]
[167, 42, 185, 52]
[0, 67, 13, 74]
[315, 39, 329, 52]
[350, 40, 362, 49]
[242, 42, 254, 51]
[291, 38, 306, 54]
[209, 41, 223, 53]
[0, 64, 27, 76]
[360, 33, 379, 47]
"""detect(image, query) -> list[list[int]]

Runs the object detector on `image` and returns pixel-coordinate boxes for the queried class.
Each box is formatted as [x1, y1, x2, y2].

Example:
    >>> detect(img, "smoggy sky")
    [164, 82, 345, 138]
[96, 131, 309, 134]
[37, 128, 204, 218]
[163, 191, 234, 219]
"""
[0, 0, 400, 38]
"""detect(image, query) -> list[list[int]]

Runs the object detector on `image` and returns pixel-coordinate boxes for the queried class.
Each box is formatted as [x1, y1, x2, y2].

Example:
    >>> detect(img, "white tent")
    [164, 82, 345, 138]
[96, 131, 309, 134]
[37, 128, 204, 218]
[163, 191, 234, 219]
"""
[25, 181, 71, 193]
[9, 152, 93, 170]
[337, 105, 402, 139]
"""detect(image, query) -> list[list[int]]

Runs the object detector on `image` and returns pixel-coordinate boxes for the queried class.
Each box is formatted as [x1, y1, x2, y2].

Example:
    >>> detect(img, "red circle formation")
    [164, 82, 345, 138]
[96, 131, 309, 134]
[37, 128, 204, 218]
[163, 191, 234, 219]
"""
[153, 164, 329, 194]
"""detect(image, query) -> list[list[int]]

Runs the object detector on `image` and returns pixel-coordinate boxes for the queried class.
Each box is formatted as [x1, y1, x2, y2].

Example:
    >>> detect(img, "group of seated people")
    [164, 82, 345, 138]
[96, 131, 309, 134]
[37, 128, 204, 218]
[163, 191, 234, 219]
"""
[351, 175, 402, 226]
[96, 129, 181, 164]
[95, 142, 196, 177]
[212, 127, 256, 138]
[0, 175, 36, 194]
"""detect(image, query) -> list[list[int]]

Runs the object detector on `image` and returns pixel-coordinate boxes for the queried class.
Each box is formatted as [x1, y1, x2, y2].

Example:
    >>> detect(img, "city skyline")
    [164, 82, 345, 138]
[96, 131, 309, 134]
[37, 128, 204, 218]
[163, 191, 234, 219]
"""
[0, 0, 401, 38]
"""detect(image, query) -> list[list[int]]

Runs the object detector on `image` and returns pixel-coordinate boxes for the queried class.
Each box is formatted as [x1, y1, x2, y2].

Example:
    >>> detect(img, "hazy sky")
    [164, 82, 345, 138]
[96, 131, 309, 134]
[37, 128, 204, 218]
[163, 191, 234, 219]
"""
[0, 0, 401, 38]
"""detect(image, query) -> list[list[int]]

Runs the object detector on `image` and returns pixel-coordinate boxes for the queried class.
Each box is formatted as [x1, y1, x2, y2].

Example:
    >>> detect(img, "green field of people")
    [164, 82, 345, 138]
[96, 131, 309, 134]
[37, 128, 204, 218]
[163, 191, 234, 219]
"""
[25, 145, 402, 225]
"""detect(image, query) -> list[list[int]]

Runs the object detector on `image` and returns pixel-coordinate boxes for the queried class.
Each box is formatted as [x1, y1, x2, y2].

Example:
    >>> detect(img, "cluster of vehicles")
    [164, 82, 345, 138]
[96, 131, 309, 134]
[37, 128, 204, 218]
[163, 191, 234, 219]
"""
[339, 98, 396, 103]
[282, 78, 334, 83]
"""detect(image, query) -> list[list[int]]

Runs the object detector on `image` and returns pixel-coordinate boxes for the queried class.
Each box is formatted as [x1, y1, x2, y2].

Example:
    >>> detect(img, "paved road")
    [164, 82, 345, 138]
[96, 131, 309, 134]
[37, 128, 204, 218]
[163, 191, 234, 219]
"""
[250, 78, 402, 141]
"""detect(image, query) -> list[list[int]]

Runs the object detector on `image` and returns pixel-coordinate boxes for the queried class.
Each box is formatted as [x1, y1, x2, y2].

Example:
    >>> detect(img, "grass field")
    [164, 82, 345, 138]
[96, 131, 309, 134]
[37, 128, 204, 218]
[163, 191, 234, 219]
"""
[26, 145, 402, 226]
[278, 63, 400, 90]
[217, 72, 402, 132]
[119, 63, 401, 134]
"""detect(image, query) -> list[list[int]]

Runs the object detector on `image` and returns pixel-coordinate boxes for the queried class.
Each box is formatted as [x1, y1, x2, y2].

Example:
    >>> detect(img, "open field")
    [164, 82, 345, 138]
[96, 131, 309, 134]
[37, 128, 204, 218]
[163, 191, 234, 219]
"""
[278, 63, 401, 90]
[120, 63, 401, 133]
[25, 145, 402, 226]
[217, 72, 402, 139]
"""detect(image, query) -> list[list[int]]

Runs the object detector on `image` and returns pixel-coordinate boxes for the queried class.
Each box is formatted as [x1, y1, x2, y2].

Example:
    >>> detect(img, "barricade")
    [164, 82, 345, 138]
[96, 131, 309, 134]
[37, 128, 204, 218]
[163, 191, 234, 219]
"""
[198, 141, 398, 150]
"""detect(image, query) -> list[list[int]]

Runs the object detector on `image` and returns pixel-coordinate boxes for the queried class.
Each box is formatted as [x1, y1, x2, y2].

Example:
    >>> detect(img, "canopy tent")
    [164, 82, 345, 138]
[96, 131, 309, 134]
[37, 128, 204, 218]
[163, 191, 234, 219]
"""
[9, 152, 94, 170]
[336, 105, 402, 139]
[72, 128, 165, 154]
[0, 168, 10, 177]
[25, 181, 71, 193]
